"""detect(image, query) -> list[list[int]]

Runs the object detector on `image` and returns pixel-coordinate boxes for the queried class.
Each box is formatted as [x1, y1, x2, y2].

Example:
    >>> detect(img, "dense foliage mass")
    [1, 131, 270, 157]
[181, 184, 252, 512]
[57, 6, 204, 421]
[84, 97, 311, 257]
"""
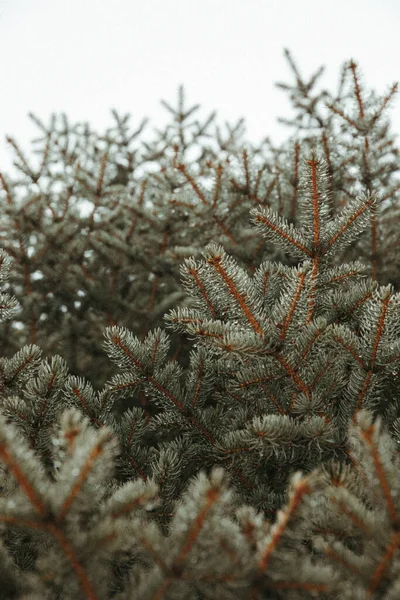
[0, 50, 399, 599]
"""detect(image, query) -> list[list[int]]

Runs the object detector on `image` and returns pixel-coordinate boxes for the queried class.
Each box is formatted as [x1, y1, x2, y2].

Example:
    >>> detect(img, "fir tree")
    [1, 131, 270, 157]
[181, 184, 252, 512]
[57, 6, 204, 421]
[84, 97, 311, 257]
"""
[0, 51, 399, 599]
[0, 52, 398, 388]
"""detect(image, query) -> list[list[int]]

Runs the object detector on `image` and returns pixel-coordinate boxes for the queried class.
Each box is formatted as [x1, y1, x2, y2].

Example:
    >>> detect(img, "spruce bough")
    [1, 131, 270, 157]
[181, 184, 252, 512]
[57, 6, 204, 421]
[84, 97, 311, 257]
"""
[0, 51, 399, 599]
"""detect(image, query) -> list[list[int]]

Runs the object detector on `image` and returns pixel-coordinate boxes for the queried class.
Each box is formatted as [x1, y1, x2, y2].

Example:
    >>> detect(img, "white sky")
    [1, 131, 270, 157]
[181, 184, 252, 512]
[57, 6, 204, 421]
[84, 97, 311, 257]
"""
[0, 0, 399, 175]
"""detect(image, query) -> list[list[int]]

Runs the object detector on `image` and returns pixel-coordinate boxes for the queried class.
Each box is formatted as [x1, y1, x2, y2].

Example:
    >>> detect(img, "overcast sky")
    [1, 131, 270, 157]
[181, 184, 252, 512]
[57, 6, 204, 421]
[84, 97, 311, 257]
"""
[0, 0, 399, 174]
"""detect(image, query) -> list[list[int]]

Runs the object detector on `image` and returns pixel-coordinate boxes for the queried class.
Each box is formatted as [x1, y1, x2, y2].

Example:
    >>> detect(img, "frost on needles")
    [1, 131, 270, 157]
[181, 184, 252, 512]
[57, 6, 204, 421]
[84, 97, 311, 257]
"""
[0, 52, 399, 599]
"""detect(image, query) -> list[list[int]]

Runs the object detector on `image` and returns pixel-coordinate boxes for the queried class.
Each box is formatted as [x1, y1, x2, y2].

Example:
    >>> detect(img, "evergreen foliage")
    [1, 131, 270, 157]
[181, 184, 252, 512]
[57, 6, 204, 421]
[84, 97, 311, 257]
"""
[0, 50, 399, 598]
